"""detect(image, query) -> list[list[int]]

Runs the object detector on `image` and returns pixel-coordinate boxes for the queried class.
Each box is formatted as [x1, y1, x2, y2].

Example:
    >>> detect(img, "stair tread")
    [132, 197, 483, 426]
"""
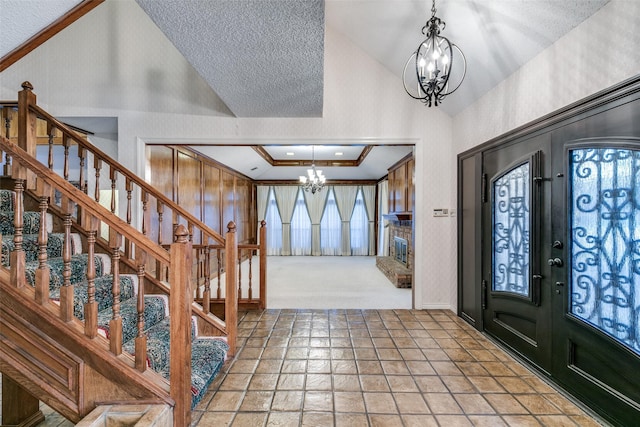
[25, 253, 111, 290]
[0, 210, 53, 235]
[49, 273, 138, 320]
[2, 233, 82, 266]
[97, 294, 169, 344]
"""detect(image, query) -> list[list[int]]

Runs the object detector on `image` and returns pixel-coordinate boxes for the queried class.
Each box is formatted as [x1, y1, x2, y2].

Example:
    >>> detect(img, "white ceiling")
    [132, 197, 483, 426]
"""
[157, 144, 414, 181]
[0, 0, 610, 180]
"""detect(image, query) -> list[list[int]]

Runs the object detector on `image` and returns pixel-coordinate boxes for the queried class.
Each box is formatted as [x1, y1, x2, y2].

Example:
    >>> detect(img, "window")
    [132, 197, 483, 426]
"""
[492, 162, 530, 296]
[320, 188, 341, 255]
[350, 188, 369, 256]
[265, 188, 283, 255]
[290, 189, 311, 255]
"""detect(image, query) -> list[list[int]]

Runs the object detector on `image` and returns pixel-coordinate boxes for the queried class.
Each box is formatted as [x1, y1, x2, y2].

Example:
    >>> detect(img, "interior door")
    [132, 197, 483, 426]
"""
[551, 139, 640, 426]
[482, 136, 552, 372]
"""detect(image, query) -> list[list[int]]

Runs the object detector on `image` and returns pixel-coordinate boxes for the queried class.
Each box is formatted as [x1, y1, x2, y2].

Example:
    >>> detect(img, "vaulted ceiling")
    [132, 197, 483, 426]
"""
[0, 0, 611, 179]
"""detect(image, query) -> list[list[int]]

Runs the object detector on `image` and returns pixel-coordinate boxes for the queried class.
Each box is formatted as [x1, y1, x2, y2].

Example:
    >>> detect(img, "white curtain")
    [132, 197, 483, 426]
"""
[273, 186, 300, 256]
[333, 186, 359, 256]
[291, 190, 312, 255]
[377, 180, 389, 256]
[350, 188, 369, 256]
[361, 185, 376, 255]
[264, 187, 283, 255]
[303, 187, 328, 256]
[320, 188, 341, 255]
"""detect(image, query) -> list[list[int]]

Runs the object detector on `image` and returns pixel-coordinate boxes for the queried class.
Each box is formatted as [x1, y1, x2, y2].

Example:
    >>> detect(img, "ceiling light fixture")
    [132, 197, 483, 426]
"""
[403, 0, 466, 107]
[299, 146, 326, 194]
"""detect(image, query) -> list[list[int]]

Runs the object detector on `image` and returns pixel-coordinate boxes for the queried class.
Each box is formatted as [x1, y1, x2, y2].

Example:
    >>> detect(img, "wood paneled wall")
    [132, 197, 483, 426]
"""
[147, 145, 256, 244]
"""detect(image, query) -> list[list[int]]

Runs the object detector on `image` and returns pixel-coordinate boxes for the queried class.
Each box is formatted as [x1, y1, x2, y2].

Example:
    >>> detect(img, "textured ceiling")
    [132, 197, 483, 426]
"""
[134, 0, 325, 118]
[0, 0, 83, 56]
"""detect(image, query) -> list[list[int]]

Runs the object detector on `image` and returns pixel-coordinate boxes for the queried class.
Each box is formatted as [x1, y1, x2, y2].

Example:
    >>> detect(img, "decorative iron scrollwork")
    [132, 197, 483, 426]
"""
[570, 147, 640, 355]
[492, 162, 530, 296]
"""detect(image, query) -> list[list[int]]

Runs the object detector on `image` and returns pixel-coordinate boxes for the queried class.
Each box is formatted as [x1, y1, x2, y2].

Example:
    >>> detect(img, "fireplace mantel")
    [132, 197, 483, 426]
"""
[382, 213, 412, 221]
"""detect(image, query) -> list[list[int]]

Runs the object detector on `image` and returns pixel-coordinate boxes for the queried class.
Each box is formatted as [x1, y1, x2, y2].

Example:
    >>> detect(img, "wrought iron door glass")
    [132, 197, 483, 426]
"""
[570, 148, 640, 355]
[492, 162, 530, 296]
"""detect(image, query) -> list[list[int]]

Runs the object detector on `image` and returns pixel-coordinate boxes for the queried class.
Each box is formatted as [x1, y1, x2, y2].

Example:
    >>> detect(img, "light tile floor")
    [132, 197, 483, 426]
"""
[0, 309, 606, 426]
[192, 309, 605, 427]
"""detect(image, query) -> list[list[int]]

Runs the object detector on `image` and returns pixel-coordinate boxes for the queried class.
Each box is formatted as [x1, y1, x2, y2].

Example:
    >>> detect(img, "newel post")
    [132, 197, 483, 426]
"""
[170, 224, 193, 427]
[225, 221, 238, 356]
[17, 81, 37, 189]
[259, 220, 267, 310]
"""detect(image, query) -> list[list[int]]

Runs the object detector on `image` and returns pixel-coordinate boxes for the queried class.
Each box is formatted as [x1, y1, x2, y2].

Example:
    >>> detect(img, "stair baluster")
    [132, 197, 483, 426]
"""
[141, 189, 149, 237]
[109, 232, 122, 355]
[109, 168, 117, 215]
[157, 201, 164, 281]
[59, 196, 74, 322]
[248, 250, 253, 300]
[216, 249, 222, 299]
[10, 178, 26, 288]
[78, 146, 86, 193]
[237, 247, 242, 300]
[85, 215, 99, 338]
[47, 123, 55, 170]
[63, 136, 70, 181]
[124, 177, 133, 258]
[35, 180, 51, 304]
[203, 247, 211, 314]
[94, 157, 102, 203]
[1, 107, 10, 175]
[135, 254, 147, 372]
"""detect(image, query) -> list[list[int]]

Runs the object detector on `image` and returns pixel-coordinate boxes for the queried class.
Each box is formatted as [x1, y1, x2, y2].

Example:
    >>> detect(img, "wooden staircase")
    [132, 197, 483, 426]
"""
[0, 82, 265, 426]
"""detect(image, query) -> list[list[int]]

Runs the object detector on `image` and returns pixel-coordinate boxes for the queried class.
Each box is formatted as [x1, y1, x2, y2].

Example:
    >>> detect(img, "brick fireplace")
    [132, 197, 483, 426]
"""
[376, 219, 413, 288]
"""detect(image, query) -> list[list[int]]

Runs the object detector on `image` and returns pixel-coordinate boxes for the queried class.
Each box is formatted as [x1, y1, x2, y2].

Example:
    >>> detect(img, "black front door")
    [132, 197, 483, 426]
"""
[482, 135, 553, 373]
[550, 139, 640, 426]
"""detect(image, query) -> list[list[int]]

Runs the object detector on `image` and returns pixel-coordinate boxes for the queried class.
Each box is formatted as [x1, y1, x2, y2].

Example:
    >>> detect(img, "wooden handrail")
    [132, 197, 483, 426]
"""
[28, 103, 225, 244]
[0, 138, 170, 264]
[1, 84, 225, 246]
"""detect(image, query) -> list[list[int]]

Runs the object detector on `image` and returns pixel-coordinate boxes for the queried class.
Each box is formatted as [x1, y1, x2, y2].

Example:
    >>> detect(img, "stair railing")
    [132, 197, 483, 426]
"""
[1, 82, 243, 346]
[0, 135, 235, 425]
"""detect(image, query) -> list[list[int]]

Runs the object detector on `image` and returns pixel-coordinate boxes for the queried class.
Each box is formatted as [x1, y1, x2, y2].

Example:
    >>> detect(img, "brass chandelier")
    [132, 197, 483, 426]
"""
[403, 0, 466, 107]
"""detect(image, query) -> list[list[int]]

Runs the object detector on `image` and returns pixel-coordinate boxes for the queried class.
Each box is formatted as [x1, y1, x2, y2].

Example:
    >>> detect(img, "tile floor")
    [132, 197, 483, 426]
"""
[192, 309, 605, 426]
[0, 309, 606, 426]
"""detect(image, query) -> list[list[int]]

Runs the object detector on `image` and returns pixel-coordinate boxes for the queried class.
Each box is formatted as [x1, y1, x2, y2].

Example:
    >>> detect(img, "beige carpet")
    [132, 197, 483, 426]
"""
[266, 256, 412, 309]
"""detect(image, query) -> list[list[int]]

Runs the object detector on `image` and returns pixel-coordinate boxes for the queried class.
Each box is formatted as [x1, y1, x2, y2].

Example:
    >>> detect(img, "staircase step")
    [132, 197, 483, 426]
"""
[185, 338, 229, 408]
[2, 233, 82, 266]
[122, 317, 197, 373]
[0, 210, 53, 235]
[0, 190, 15, 211]
[50, 274, 138, 320]
[25, 253, 111, 290]
[98, 295, 169, 344]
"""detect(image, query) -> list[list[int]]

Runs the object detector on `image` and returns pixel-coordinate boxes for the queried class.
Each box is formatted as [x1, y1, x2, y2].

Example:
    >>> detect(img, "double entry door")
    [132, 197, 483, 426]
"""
[482, 135, 640, 425]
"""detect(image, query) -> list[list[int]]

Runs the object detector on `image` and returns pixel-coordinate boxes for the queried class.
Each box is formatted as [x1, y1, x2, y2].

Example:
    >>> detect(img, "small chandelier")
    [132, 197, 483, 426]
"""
[299, 146, 326, 194]
[403, 0, 466, 107]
